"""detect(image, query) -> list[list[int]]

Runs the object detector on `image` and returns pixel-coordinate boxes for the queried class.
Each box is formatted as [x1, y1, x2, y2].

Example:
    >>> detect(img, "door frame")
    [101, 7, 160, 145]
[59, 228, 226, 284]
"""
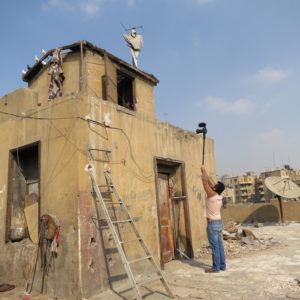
[5, 141, 41, 242]
[154, 157, 193, 268]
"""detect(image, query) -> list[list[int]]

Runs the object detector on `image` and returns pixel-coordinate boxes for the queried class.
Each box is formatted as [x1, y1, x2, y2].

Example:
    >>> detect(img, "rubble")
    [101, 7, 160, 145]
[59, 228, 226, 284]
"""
[254, 222, 264, 228]
[223, 219, 240, 233]
[196, 222, 280, 259]
[264, 277, 300, 293]
[241, 228, 258, 240]
[224, 235, 278, 258]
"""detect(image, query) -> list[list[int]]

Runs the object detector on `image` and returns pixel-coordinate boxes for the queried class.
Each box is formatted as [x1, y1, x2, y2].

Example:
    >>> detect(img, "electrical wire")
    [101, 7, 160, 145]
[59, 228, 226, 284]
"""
[86, 118, 154, 180]
[0, 109, 154, 180]
[0, 110, 79, 120]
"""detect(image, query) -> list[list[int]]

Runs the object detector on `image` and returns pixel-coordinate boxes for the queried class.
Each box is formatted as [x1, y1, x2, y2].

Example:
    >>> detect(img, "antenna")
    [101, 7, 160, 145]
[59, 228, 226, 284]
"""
[121, 23, 144, 33]
[121, 23, 130, 33]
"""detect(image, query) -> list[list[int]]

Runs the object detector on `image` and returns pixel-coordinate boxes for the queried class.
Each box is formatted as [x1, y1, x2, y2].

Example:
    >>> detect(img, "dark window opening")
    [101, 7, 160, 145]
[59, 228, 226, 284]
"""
[6, 142, 40, 242]
[117, 71, 134, 110]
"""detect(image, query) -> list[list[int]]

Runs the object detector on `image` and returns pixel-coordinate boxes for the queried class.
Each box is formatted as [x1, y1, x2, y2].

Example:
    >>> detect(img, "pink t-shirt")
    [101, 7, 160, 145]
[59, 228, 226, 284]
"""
[204, 193, 223, 220]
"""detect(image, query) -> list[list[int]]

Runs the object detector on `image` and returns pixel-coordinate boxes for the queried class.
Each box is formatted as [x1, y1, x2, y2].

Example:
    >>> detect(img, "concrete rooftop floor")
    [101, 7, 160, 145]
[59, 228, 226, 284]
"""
[1, 222, 300, 300]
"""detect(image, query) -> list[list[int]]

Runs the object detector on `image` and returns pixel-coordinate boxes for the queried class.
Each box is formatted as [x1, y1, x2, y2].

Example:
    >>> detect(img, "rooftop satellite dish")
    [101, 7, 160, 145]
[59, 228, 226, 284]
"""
[265, 176, 300, 224]
[265, 176, 300, 199]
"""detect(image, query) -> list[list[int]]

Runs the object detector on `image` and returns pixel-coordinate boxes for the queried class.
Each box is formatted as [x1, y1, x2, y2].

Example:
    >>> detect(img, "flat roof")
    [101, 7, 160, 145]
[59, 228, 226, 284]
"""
[22, 40, 159, 85]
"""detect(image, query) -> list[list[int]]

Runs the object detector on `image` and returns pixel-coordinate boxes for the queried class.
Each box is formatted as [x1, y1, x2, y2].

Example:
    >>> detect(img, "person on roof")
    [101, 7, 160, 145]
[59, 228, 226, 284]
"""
[201, 165, 226, 273]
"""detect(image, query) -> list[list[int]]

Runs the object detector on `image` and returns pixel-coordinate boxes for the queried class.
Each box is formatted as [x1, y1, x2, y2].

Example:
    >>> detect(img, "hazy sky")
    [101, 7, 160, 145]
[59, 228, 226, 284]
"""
[1, 0, 299, 176]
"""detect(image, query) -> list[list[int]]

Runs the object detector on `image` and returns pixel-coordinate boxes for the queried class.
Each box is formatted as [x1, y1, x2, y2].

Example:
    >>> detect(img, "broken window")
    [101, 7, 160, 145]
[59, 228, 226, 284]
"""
[117, 70, 135, 110]
[103, 54, 136, 110]
[6, 142, 40, 242]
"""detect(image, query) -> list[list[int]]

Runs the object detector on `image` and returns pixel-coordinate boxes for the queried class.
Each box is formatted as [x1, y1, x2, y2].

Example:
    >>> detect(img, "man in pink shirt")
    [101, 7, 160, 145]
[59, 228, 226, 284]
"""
[201, 165, 226, 273]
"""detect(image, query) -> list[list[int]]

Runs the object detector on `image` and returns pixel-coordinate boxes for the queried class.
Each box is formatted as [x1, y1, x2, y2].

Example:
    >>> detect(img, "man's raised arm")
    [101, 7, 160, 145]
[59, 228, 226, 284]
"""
[201, 165, 216, 198]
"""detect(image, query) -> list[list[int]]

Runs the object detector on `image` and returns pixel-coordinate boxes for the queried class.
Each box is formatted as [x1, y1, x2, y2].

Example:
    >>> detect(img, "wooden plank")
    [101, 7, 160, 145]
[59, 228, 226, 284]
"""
[158, 173, 174, 264]
[25, 194, 39, 244]
[104, 53, 118, 104]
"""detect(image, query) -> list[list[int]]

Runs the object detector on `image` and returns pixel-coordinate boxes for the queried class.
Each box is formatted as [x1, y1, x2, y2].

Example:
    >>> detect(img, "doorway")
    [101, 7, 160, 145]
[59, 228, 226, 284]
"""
[6, 142, 40, 242]
[155, 158, 193, 267]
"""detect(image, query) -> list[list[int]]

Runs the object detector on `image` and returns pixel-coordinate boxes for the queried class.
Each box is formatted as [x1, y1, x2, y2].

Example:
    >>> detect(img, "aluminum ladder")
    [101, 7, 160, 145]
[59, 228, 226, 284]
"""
[88, 166, 173, 300]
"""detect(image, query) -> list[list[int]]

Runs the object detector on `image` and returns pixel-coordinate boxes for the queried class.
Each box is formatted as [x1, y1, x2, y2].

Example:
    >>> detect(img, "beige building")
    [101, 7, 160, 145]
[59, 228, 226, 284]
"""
[260, 166, 300, 202]
[0, 41, 217, 299]
[222, 186, 236, 205]
[223, 173, 258, 203]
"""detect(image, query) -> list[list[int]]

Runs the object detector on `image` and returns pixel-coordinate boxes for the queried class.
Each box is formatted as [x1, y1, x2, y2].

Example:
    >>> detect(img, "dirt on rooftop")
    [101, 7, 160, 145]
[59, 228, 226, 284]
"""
[1, 222, 300, 300]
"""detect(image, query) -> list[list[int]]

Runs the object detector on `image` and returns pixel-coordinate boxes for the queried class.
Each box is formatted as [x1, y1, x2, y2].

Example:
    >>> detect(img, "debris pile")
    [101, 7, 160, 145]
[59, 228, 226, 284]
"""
[223, 220, 280, 257]
[195, 221, 280, 259]
[264, 277, 300, 293]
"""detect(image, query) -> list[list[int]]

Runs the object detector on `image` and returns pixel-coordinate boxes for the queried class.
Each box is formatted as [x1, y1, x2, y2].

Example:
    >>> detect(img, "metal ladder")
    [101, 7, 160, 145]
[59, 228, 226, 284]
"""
[88, 166, 173, 300]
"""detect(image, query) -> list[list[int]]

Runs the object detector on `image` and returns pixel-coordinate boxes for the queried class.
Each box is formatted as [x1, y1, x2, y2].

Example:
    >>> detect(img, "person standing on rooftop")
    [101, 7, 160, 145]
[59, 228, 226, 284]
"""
[201, 165, 226, 273]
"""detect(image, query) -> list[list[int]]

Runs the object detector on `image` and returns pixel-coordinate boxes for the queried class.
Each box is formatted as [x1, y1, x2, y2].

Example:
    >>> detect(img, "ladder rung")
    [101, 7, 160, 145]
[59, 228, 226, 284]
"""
[91, 217, 115, 222]
[98, 185, 114, 188]
[171, 196, 187, 199]
[137, 275, 163, 286]
[103, 201, 123, 205]
[128, 256, 152, 264]
[112, 219, 133, 224]
[120, 238, 142, 244]
[107, 207, 127, 211]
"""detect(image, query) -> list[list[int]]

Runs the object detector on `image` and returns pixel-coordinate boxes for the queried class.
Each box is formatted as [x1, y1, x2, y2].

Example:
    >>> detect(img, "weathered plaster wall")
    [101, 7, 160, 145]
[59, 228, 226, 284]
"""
[75, 49, 216, 291]
[84, 50, 156, 119]
[222, 201, 300, 224]
[85, 50, 105, 99]
[83, 96, 215, 271]
[29, 51, 81, 104]
[0, 89, 87, 299]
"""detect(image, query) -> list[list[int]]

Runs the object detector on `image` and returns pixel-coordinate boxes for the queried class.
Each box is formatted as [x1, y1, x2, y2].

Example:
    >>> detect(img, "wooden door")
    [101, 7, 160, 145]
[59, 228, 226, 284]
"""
[157, 173, 174, 264]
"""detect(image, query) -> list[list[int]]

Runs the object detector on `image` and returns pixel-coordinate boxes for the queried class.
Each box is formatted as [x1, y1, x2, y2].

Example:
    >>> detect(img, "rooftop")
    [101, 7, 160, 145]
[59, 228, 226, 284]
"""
[2, 222, 300, 300]
[22, 40, 159, 86]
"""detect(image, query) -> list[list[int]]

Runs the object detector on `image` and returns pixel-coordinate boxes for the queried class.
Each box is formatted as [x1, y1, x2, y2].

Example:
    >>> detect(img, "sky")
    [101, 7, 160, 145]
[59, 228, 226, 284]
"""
[1, 0, 300, 176]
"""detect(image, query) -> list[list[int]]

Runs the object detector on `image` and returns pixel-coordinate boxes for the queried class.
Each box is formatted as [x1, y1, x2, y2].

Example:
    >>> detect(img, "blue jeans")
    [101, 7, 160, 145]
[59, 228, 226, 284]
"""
[207, 220, 226, 271]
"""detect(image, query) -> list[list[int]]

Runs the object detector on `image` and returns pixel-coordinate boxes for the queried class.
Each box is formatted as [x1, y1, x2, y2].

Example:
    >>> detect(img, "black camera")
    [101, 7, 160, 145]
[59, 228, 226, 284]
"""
[196, 122, 207, 134]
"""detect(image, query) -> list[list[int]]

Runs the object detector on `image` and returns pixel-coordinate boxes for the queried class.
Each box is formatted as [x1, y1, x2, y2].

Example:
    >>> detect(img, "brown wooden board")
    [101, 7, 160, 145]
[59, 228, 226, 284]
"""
[0, 284, 15, 292]
[157, 173, 174, 263]
[24, 193, 39, 244]
[104, 53, 118, 104]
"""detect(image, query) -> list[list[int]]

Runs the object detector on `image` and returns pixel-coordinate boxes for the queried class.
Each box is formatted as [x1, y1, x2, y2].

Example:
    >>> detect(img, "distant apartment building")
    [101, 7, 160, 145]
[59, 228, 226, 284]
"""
[222, 186, 236, 205]
[222, 166, 300, 204]
[255, 177, 265, 202]
[222, 172, 258, 204]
